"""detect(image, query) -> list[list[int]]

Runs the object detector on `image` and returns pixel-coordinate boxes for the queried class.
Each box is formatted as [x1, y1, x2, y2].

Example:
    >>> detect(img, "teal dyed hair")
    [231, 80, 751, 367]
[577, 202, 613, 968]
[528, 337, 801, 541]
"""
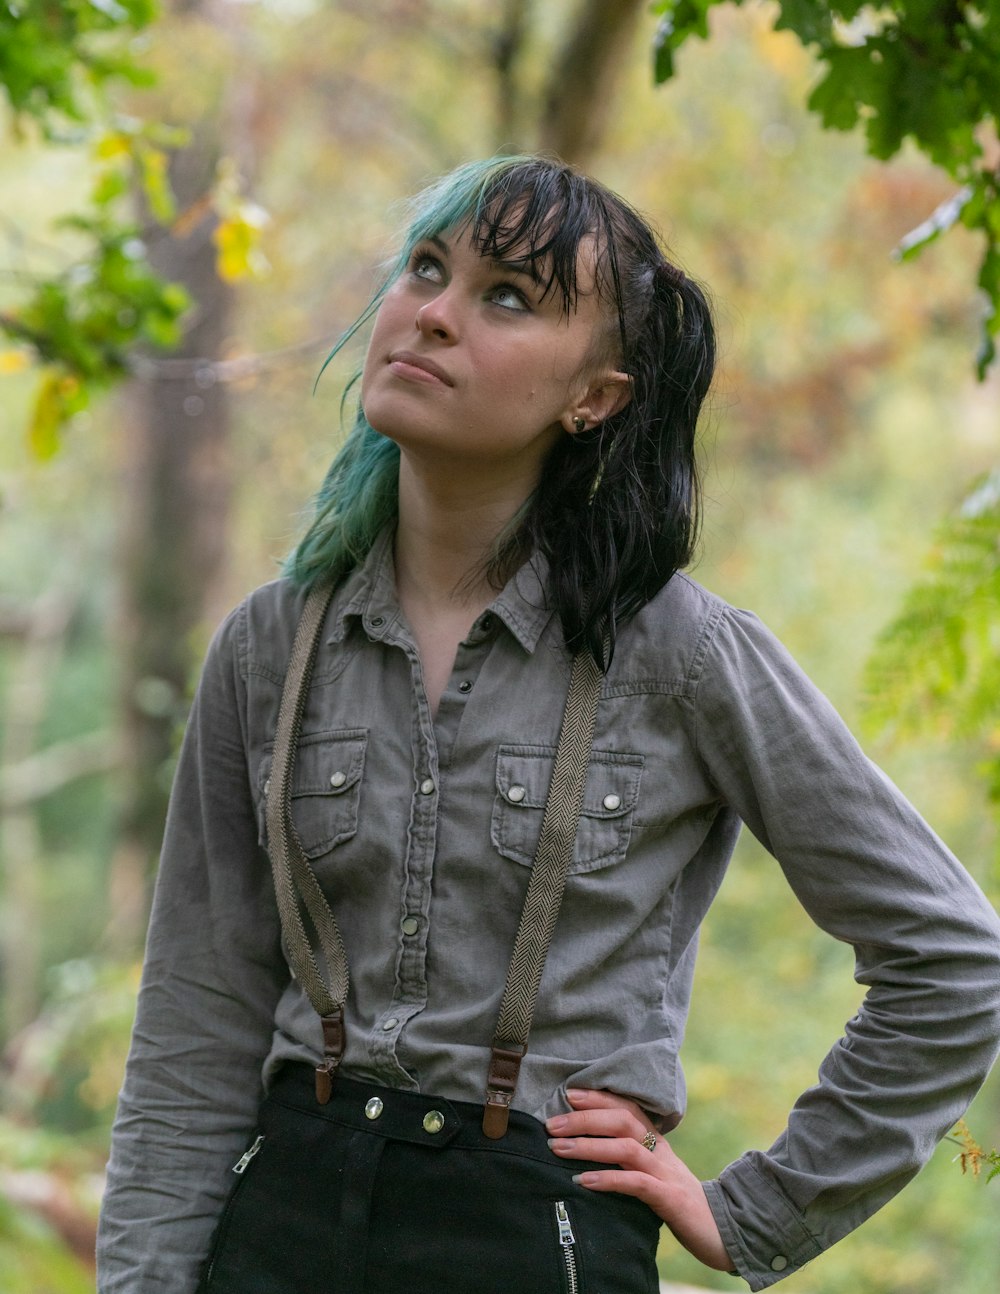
[286, 156, 546, 590]
[286, 155, 716, 665]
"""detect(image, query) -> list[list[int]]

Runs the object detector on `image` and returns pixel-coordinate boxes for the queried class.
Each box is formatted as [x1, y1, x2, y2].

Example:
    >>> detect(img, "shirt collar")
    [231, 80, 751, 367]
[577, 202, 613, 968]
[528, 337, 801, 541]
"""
[326, 527, 555, 655]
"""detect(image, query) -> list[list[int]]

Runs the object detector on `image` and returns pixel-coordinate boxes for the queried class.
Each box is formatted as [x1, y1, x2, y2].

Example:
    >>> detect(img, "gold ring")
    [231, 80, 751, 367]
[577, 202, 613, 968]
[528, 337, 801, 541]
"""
[642, 1130, 657, 1153]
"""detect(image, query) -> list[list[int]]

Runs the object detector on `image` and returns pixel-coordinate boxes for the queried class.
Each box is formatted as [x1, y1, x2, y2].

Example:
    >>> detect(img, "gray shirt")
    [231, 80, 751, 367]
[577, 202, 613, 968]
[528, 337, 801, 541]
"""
[97, 529, 1000, 1292]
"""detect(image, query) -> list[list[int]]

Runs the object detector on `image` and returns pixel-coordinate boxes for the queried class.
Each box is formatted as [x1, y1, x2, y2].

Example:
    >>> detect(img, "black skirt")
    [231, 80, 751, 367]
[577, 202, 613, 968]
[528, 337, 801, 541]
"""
[197, 1065, 661, 1294]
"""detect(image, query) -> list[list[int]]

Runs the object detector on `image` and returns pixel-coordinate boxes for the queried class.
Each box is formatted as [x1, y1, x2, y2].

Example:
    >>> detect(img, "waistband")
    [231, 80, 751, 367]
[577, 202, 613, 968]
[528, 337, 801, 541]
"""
[266, 1064, 560, 1163]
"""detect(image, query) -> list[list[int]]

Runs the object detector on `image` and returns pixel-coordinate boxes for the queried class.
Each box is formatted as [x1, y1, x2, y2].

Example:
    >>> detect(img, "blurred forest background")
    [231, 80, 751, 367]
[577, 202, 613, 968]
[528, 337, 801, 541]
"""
[1, 1, 999, 1291]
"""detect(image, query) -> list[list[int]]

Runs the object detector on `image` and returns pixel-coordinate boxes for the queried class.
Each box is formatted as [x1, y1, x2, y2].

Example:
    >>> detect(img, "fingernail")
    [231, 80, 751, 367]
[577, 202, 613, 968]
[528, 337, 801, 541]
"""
[547, 1137, 574, 1151]
[547, 1115, 568, 1133]
[566, 1089, 586, 1101]
[572, 1172, 599, 1187]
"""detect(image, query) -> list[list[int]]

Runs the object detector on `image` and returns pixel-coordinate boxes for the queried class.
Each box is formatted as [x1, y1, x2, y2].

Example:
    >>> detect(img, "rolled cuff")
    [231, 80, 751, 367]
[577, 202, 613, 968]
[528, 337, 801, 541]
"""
[703, 1164, 824, 1290]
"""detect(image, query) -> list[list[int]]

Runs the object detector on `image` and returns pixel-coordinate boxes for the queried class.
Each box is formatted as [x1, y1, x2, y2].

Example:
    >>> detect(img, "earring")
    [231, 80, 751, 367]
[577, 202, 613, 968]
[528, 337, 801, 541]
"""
[572, 416, 586, 433]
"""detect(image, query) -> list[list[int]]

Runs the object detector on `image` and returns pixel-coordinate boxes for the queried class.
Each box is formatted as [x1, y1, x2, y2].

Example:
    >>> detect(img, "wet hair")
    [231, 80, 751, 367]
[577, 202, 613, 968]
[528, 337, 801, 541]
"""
[286, 155, 716, 668]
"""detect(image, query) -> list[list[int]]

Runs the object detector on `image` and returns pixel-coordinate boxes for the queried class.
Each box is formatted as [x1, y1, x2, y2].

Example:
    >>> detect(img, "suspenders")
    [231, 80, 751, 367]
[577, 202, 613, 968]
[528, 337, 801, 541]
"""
[264, 581, 603, 1138]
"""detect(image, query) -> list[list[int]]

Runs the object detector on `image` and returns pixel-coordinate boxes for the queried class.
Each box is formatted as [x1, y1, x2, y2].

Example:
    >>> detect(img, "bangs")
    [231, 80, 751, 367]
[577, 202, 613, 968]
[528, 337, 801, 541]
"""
[401, 156, 621, 319]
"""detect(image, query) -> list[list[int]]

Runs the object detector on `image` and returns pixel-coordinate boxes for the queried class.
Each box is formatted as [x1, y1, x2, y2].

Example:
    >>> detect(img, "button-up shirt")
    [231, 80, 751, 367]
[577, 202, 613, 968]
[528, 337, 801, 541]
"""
[97, 529, 1000, 1292]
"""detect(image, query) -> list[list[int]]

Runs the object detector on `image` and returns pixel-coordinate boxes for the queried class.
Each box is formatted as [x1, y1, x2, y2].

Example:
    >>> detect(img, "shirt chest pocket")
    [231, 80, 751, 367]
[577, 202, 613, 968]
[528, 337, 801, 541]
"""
[258, 728, 368, 859]
[491, 744, 644, 874]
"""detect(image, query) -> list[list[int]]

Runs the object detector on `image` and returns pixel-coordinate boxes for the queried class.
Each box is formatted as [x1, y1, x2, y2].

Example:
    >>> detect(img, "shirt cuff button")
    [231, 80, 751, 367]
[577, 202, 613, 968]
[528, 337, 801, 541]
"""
[770, 1256, 789, 1272]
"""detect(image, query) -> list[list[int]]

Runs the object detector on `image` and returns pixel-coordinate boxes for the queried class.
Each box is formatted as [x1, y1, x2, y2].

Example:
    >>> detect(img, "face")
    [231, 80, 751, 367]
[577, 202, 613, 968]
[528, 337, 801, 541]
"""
[360, 223, 625, 486]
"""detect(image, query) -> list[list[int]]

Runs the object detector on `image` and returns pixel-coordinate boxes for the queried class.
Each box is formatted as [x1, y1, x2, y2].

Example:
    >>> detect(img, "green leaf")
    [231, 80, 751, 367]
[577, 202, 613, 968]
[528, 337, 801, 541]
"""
[806, 46, 880, 134]
[650, 0, 724, 83]
[773, 0, 831, 45]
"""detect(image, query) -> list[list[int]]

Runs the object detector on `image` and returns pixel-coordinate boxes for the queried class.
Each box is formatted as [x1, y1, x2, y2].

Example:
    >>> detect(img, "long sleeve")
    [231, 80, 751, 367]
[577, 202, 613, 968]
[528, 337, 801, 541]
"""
[695, 606, 1000, 1289]
[97, 604, 288, 1293]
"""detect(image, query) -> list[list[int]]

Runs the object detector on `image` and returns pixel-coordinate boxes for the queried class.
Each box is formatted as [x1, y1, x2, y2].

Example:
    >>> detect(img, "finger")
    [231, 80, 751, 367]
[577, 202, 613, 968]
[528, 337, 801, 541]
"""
[566, 1088, 645, 1117]
[548, 1135, 655, 1168]
[545, 1106, 648, 1141]
[571, 1167, 666, 1209]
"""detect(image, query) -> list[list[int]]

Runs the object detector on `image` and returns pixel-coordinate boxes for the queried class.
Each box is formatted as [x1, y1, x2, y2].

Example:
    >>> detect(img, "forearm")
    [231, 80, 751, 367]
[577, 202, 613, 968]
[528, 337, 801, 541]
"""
[695, 606, 1000, 1287]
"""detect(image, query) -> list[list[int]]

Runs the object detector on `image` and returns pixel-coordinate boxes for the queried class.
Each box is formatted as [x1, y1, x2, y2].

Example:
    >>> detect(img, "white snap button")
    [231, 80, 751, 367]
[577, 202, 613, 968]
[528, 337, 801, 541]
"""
[382, 1017, 398, 1030]
[330, 771, 347, 788]
[365, 1097, 384, 1120]
[506, 784, 526, 803]
[422, 1110, 445, 1134]
[770, 1256, 788, 1272]
[602, 792, 622, 811]
[401, 916, 419, 935]
[419, 778, 435, 795]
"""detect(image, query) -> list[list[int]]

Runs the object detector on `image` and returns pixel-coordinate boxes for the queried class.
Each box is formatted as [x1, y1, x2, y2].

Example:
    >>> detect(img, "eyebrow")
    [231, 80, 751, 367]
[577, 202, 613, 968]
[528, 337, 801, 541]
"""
[424, 233, 544, 286]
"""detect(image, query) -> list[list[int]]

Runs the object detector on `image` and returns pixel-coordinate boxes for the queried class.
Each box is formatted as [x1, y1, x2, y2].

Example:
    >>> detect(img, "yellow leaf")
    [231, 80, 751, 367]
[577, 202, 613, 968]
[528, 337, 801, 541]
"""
[28, 371, 65, 460]
[213, 210, 270, 283]
[95, 131, 132, 160]
[139, 145, 176, 224]
[0, 349, 32, 375]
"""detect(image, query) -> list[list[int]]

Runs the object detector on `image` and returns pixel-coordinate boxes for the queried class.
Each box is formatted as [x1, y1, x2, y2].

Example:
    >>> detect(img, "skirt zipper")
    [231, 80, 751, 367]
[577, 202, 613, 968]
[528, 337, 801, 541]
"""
[202, 1136, 267, 1288]
[554, 1200, 579, 1294]
[232, 1134, 265, 1175]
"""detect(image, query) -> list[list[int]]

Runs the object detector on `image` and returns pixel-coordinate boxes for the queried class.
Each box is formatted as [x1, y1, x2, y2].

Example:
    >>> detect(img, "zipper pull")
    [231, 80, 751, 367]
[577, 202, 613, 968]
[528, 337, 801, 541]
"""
[232, 1134, 264, 1174]
[555, 1200, 576, 1246]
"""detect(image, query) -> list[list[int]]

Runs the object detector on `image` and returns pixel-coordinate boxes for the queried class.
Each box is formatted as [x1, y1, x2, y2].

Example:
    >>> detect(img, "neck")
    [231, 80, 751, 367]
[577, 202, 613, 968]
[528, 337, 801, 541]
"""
[394, 453, 533, 614]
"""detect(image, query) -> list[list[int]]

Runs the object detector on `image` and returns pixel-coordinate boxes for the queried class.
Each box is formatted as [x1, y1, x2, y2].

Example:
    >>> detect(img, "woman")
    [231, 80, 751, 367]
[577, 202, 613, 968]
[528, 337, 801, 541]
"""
[97, 156, 1000, 1293]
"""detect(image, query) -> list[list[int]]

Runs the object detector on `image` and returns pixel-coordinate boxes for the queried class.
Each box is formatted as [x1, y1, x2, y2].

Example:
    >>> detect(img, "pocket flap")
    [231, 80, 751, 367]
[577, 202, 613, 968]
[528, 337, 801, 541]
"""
[494, 746, 643, 820]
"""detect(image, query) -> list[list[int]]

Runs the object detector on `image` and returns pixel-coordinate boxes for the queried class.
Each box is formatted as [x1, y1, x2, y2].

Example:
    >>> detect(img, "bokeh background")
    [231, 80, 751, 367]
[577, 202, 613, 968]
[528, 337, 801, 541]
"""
[1, 2, 998, 1291]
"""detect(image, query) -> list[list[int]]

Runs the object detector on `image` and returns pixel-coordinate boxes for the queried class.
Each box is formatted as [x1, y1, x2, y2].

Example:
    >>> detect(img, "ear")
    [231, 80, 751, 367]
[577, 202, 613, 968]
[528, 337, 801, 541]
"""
[563, 370, 631, 436]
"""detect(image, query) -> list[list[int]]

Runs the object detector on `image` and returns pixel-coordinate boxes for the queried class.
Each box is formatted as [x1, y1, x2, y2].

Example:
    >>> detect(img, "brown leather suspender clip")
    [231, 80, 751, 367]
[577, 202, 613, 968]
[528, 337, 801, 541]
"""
[315, 1007, 346, 1105]
[483, 1041, 528, 1139]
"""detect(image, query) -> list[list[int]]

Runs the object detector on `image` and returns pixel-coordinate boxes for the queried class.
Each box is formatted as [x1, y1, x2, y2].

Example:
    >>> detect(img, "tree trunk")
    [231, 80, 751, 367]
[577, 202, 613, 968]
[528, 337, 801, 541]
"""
[536, 0, 648, 166]
[108, 42, 239, 952]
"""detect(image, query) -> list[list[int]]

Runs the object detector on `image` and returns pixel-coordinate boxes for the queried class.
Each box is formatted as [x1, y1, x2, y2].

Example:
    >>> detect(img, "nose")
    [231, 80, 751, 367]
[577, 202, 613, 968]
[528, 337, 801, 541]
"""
[415, 289, 458, 343]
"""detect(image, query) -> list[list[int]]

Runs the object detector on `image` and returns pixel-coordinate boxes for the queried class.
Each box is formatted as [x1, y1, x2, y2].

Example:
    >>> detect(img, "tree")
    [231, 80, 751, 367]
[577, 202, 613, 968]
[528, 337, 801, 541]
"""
[653, 0, 1000, 376]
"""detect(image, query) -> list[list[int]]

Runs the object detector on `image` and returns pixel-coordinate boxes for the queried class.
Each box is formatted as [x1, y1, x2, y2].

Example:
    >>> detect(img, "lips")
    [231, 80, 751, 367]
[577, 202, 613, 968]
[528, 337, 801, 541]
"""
[387, 350, 454, 387]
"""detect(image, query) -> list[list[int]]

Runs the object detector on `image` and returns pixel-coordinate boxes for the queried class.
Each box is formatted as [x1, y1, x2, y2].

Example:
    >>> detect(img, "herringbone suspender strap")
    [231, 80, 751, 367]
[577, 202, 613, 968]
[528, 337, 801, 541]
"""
[482, 647, 603, 1138]
[264, 581, 348, 1104]
[267, 581, 603, 1130]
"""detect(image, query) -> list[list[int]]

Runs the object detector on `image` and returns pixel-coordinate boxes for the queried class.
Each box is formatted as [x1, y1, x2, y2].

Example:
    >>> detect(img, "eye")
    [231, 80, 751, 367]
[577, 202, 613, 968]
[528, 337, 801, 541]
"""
[490, 283, 530, 312]
[410, 251, 444, 283]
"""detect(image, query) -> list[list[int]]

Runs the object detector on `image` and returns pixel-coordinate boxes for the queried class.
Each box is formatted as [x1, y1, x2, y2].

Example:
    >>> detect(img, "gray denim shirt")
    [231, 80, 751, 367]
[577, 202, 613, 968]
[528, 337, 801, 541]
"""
[97, 529, 1000, 1292]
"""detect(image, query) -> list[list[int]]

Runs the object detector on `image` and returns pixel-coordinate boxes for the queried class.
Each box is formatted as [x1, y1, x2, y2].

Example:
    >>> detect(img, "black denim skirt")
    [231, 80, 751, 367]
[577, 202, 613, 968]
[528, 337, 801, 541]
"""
[196, 1064, 661, 1294]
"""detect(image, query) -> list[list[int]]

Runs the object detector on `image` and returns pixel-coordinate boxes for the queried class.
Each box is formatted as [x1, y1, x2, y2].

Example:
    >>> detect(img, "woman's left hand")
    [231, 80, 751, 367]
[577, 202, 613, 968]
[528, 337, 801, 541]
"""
[545, 1088, 732, 1273]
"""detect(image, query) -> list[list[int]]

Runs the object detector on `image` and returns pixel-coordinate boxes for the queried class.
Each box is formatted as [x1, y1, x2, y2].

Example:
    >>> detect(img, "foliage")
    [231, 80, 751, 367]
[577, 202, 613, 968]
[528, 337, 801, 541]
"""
[0, 1, 267, 452]
[949, 1119, 1000, 1182]
[652, 0, 1000, 376]
[0, 1, 183, 448]
[0, 1189, 94, 1294]
[0, 0, 157, 128]
[864, 468, 1000, 870]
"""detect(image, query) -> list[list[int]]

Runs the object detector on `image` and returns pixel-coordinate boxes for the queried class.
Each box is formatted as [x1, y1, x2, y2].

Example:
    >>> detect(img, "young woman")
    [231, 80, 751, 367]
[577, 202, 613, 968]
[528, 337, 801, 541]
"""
[97, 156, 1000, 1294]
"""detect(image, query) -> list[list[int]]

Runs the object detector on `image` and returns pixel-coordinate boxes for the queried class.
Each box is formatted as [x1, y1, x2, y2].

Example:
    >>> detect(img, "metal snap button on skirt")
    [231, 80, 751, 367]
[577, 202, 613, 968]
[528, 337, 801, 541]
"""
[196, 1065, 661, 1294]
